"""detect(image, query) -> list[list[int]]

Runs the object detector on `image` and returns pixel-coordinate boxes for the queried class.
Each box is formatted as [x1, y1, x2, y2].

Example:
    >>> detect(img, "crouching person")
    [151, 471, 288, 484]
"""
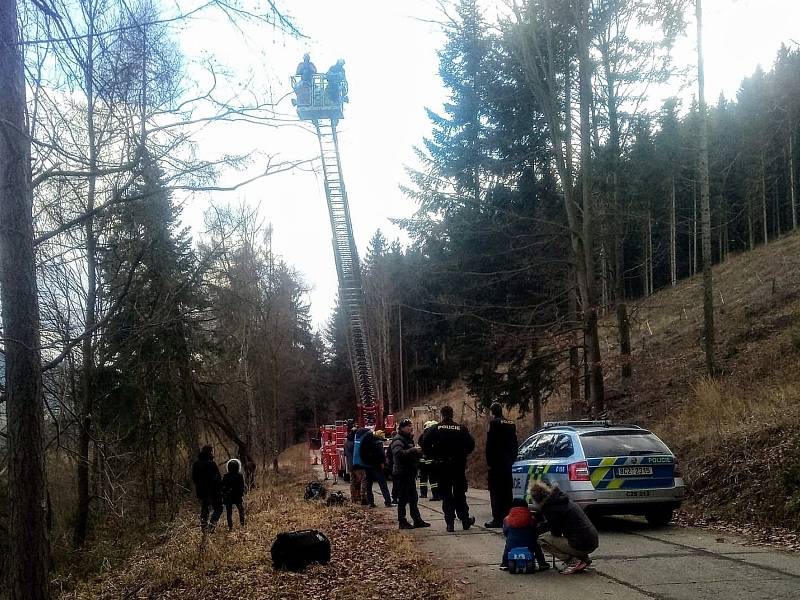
[530, 481, 598, 574]
[501, 498, 550, 571]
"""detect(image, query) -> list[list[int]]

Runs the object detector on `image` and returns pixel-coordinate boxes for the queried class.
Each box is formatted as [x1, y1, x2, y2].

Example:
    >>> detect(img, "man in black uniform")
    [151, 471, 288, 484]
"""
[484, 402, 518, 528]
[422, 405, 475, 532]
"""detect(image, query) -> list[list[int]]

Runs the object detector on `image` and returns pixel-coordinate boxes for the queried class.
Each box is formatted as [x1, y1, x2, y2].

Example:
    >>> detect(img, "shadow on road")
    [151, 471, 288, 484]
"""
[589, 514, 670, 533]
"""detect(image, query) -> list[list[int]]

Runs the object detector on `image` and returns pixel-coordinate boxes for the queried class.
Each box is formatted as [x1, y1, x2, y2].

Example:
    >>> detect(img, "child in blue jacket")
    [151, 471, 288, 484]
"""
[501, 498, 550, 571]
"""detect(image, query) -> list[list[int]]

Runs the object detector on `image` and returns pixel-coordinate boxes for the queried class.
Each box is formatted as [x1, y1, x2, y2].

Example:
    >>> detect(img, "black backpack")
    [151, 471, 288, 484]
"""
[271, 530, 331, 572]
[326, 491, 346, 506]
[304, 481, 327, 501]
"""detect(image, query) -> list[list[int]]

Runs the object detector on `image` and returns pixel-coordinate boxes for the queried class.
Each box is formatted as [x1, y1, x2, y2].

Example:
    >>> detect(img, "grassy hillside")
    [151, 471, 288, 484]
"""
[412, 230, 800, 532]
[571, 230, 800, 531]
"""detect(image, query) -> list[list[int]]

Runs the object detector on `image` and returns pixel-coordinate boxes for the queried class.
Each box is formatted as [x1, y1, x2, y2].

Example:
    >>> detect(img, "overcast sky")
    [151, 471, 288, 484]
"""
[176, 0, 800, 329]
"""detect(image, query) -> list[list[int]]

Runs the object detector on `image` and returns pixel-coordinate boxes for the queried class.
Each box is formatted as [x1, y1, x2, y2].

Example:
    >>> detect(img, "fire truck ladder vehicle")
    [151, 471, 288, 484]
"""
[292, 71, 389, 479]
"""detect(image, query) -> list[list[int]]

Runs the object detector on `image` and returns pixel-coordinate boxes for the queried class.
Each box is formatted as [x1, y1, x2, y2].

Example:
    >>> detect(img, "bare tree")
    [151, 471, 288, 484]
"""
[0, 0, 51, 596]
[695, 0, 715, 375]
[507, 0, 605, 413]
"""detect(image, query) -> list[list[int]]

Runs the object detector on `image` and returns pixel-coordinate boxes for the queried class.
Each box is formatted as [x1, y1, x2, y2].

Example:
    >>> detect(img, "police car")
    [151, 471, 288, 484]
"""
[512, 421, 685, 526]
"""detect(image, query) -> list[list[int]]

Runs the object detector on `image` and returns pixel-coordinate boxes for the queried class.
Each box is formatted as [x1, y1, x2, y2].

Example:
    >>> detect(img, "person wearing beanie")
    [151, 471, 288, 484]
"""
[390, 418, 431, 530]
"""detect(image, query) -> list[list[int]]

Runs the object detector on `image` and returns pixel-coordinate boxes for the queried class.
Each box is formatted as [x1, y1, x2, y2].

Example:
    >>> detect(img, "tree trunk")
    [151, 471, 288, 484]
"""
[398, 305, 404, 412]
[532, 395, 542, 430]
[761, 154, 768, 245]
[670, 178, 677, 286]
[648, 211, 654, 295]
[600, 23, 631, 378]
[75, 16, 99, 545]
[0, 0, 51, 596]
[577, 0, 604, 412]
[693, 184, 698, 275]
[600, 244, 608, 314]
[568, 267, 582, 417]
[747, 189, 755, 250]
[790, 132, 797, 230]
[642, 222, 649, 296]
[696, 0, 716, 376]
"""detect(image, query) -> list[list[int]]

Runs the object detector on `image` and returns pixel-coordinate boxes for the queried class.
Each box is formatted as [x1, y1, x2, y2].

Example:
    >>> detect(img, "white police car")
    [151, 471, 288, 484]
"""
[512, 421, 685, 526]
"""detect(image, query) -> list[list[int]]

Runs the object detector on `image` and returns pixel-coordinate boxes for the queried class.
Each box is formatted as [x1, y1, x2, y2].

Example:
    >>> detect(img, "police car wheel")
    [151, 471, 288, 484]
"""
[645, 507, 674, 527]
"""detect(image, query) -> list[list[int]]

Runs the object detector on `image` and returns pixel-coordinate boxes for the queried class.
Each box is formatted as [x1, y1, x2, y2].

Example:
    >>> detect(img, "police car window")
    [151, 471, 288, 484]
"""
[551, 434, 574, 458]
[529, 434, 555, 459]
[579, 430, 671, 458]
[517, 436, 537, 460]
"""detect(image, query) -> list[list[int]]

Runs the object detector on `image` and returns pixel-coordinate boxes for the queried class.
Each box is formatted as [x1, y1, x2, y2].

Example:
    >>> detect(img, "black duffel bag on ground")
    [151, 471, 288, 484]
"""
[271, 529, 331, 572]
[304, 481, 327, 501]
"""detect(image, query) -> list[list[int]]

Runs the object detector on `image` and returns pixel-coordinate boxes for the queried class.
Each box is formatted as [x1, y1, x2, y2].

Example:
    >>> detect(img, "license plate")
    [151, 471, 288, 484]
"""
[616, 466, 653, 476]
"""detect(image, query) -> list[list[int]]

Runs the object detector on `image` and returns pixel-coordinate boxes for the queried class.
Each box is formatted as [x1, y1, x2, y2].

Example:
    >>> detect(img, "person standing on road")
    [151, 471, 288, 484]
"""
[351, 426, 373, 505]
[421, 405, 476, 532]
[345, 427, 365, 504]
[485, 402, 518, 528]
[418, 420, 440, 500]
[192, 445, 223, 531]
[530, 481, 598, 575]
[390, 418, 431, 530]
[365, 430, 393, 507]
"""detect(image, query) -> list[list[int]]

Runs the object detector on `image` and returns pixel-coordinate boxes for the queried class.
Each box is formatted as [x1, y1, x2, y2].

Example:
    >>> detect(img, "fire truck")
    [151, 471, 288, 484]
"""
[293, 67, 394, 482]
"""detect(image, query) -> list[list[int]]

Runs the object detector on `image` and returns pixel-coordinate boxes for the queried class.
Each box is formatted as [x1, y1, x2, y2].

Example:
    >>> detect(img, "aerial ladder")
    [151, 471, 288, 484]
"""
[291, 69, 386, 436]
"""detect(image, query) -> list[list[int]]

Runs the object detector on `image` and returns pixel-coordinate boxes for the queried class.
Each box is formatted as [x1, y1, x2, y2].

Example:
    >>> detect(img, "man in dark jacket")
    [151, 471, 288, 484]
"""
[365, 430, 393, 507]
[221, 458, 246, 530]
[530, 481, 599, 574]
[192, 445, 222, 530]
[390, 418, 431, 529]
[421, 405, 476, 532]
[485, 402, 518, 528]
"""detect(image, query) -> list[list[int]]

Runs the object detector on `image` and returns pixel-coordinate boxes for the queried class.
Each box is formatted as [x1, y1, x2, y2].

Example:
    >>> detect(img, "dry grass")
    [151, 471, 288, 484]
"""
[660, 378, 800, 444]
[56, 446, 455, 600]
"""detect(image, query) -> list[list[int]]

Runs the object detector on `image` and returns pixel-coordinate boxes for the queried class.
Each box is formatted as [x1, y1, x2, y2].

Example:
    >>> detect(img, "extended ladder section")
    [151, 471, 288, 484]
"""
[314, 120, 381, 427]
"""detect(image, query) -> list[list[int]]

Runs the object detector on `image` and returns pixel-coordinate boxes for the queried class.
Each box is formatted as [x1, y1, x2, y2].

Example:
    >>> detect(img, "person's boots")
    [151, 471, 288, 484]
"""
[445, 521, 455, 533]
[413, 519, 431, 528]
[399, 519, 414, 530]
[462, 516, 475, 530]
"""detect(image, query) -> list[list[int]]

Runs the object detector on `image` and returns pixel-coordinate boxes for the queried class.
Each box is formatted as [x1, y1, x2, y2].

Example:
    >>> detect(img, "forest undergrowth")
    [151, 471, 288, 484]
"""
[56, 446, 455, 600]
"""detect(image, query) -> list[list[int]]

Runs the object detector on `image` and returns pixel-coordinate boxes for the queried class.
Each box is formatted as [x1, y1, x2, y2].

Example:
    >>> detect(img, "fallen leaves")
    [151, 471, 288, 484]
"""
[58, 467, 456, 599]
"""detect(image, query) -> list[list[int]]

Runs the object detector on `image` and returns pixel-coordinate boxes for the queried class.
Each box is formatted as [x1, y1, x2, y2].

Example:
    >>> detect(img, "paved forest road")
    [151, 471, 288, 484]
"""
[333, 478, 800, 600]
